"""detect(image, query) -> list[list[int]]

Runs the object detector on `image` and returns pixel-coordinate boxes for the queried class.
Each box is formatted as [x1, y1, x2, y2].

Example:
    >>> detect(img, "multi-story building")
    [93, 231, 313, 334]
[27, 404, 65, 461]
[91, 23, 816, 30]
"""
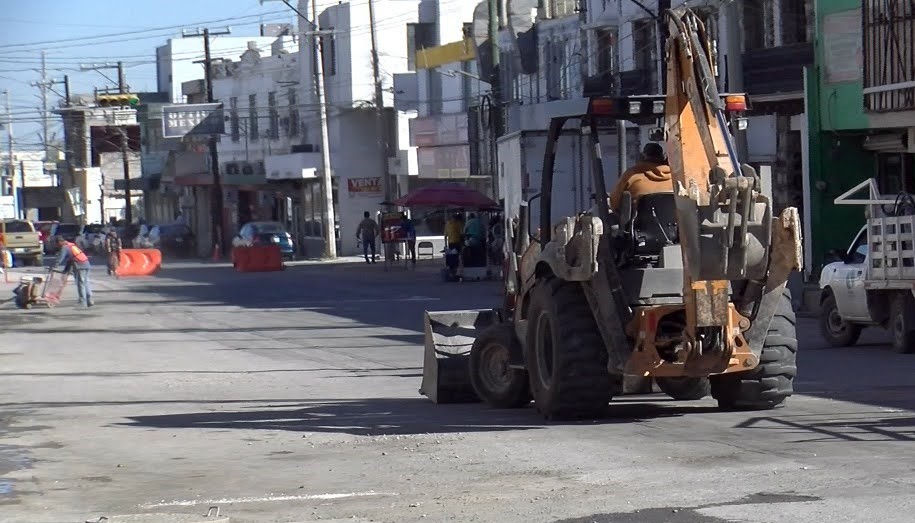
[289, 0, 423, 256]
[392, 1, 485, 245]
[807, 0, 915, 272]
[156, 36, 278, 104]
[1, 150, 57, 220]
[212, 37, 324, 251]
[56, 94, 146, 225]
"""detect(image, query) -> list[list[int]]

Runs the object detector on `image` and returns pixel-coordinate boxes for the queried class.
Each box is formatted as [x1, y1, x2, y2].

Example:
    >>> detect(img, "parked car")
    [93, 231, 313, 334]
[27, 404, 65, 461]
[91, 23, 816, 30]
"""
[0, 219, 43, 266]
[48, 222, 81, 253]
[233, 221, 296, 259]
[142, 224, 196, 258]
[76, 223, 106, 254]
[33, 220, 57, 253]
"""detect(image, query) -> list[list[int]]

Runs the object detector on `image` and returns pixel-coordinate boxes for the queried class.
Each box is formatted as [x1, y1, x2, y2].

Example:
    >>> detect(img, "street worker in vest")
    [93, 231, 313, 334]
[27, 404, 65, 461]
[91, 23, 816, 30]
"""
[54, 236, 94, 307]
[609, 142, 673, 213]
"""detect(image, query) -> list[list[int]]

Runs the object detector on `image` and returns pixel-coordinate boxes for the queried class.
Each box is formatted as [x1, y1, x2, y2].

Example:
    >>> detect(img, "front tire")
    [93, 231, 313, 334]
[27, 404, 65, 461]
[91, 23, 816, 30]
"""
[525, 278, 612, 420]
[469, 323, 531, 408]
[656, 377, 711, 400]
[711, 288, 798, 410]
[819, 291, 861, 347]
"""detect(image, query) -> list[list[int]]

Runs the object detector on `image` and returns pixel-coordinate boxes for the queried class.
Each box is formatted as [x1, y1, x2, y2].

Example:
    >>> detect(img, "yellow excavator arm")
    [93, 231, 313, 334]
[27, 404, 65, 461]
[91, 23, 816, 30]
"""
[662, 8, 803, 354]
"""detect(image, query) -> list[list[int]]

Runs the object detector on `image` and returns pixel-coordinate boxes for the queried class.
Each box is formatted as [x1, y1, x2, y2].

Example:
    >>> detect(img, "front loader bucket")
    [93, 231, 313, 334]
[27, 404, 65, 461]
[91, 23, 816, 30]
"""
[419, 309, 502, 404]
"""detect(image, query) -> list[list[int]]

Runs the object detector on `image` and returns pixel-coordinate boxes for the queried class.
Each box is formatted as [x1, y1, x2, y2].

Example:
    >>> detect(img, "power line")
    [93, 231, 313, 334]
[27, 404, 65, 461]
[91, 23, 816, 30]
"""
[0, 10, 291, 51]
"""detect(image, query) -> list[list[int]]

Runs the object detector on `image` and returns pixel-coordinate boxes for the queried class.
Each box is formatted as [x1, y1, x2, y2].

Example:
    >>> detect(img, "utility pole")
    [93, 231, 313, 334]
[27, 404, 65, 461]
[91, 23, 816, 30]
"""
[488, 0, 503, 199]
[369, 0, 388, 201]
[119, 127, 133, 225]
[313, 0, 337, 258]
[117, 61, 126, 93]
[578, 0, 589, 86]
[270, 0, 337, 258]
[30, 51, 67, 187]
[183, 26, 231, 257]
[4, 90, 17, 219]
[368, 0, 391, 262]
[614, 0, 626, 178]
[40, 51, 49, 160]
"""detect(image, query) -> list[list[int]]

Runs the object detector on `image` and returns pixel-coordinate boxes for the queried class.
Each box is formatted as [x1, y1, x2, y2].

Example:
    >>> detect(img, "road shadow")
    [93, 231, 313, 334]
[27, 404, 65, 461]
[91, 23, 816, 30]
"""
[794, 320, 915, 413]
[120, 397, 724, 436]
[735, 411, 915, 443]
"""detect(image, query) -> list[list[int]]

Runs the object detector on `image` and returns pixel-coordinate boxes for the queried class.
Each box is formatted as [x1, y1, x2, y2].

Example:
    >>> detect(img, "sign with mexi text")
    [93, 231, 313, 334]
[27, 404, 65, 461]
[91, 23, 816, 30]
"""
[162, 103, 225, 138]
[347, 177, 383, 195]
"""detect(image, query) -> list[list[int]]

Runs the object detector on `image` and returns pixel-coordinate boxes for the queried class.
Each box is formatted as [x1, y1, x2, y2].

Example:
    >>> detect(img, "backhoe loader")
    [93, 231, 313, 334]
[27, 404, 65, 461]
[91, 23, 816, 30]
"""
[419, 8, 803, 419]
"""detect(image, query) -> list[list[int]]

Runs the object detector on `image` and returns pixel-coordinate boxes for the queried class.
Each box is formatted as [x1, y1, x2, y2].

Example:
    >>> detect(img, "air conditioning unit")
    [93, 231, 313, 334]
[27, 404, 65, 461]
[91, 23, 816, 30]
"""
[241, 163, 254, 175]
[225, 162, 240, 175]
[291, 143, 315, 153]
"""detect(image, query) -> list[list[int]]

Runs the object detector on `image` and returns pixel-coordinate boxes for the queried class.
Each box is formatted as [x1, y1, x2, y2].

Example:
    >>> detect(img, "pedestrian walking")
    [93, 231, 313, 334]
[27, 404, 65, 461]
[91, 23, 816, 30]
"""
[401, 212, 416, 267]
[104, 230, 122, 278]
[54, 237, 94, 307]
[356, 211, 379, 264]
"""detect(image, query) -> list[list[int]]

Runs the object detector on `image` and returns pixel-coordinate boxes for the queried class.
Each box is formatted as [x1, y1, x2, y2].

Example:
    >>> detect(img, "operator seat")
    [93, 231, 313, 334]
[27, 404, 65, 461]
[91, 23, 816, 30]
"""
[629, 193, 679, 257]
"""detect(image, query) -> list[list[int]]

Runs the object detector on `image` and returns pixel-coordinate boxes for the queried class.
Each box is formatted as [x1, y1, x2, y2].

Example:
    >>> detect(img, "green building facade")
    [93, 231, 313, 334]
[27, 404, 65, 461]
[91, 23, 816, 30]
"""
[807, 0, 915, 272]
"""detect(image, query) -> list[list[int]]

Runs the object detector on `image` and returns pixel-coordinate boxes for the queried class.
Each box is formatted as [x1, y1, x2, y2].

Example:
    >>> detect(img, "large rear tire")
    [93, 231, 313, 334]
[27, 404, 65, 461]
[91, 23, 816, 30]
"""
[819, 292, 862, 347]
[711, 288, 798, 410]
[656, 377, 711, 400]
[890, 292, 915, 354]
[469, 323, 531, 408]
[525, 278, 612, 420]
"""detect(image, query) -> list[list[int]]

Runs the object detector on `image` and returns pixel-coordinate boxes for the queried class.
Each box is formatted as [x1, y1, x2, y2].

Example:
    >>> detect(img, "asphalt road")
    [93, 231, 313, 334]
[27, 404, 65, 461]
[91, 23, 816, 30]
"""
[1, 259, 914, 523]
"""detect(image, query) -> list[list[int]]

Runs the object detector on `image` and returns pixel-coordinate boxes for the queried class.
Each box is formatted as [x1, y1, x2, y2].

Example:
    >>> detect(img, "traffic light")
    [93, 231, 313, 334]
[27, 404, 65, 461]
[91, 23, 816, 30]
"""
[97, 93, 140, 108]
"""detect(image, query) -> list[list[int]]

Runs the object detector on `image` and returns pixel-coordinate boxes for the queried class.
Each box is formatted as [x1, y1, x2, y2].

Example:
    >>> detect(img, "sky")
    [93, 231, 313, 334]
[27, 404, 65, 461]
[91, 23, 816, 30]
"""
[0, 0, 298, 152]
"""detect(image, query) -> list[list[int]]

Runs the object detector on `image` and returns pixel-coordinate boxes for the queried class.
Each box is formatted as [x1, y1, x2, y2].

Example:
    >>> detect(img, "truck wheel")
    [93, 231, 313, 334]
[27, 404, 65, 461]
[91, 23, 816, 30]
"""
[656, 377, 711, 400]
[890, 293, 915, 354]
[469, 323, 531, 408]
[710, 288, 798, 410]
[525, 278, 612, 420]
[819, 292, 861, 347]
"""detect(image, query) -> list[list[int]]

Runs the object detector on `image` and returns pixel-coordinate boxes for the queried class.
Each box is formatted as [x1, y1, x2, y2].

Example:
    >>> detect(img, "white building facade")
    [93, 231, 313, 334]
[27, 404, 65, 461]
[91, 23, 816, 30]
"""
[156, 36, 278, 104]
[291, 0, 425, 256]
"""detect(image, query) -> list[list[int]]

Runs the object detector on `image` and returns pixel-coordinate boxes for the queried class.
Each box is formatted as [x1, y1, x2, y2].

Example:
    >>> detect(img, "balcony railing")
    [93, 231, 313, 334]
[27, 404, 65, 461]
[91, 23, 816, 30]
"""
[863, 0, 915, 112]
[742, 42, 814, 96]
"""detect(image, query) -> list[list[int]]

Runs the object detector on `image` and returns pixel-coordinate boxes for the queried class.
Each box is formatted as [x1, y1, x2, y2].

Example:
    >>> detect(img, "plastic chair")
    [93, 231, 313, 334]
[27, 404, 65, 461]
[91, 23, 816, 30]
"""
[417, 241, 435, 259]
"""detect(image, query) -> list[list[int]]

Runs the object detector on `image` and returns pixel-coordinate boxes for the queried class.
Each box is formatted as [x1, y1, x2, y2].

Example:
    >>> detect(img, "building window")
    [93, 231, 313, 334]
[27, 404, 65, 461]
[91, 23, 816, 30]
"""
[321, 28, 337, 76]
[595, 28, 616, 78]
[407, 22, 436, 71]
[780, 1, 808, 44]
[632, 19, 656, 73]
[428, 67, 443, 115]
[249, 94, 259, 141]
[288, 89, 299, 137]
[549, 0, 577, 19]
[545, 41, 561, 101]
[230, 97, 240, 143]
[742, 0, 775, 51]
[268, 91, 279, 140]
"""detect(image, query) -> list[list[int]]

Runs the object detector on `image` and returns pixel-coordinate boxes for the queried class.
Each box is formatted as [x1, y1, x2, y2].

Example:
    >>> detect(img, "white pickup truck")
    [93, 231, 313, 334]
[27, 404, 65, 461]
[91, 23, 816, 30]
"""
[818, 179, 915, 354]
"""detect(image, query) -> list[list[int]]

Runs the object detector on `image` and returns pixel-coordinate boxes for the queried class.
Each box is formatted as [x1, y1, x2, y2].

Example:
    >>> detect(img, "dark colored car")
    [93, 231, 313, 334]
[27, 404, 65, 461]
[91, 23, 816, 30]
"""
[235, 221, 296, 259]
[48, 223, 80, 253]
[150, 224, 196, 258]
